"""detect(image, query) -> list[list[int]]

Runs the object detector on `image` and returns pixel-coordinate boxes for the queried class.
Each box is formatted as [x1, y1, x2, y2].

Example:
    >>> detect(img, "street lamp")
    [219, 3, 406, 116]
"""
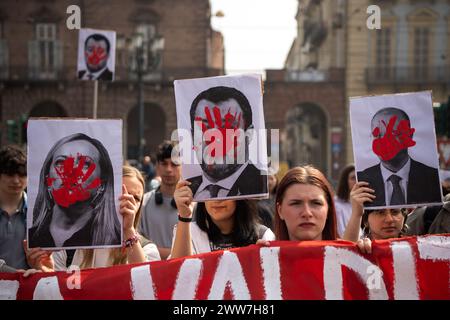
[129, 32, 164, 163]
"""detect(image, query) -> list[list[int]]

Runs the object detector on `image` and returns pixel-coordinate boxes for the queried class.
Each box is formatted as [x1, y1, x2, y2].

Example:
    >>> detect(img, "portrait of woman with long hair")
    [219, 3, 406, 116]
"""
[28, 133, 121, 248]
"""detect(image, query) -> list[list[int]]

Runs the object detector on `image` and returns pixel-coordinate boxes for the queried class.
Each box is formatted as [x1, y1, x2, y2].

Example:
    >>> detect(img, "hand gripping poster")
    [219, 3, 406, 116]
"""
[26, 119, 123, 249]
[174, 74, 269, 201]
[77, 28, 116, 81]
[350, 91, 443, 209]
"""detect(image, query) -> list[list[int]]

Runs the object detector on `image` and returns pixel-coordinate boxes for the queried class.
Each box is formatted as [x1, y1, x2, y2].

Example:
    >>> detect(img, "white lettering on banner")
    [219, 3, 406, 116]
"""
[260, 247, 282, 300]
[172, 258, 203, 300]
[33, 276, 63, 300]
[0, 280, 19, 300]
[391, 242, 419, 300]
[417, 235, 450, 289]
[208, 251, 251, 300]
[130, 265, 156, 300]
[323, 246, 388, 300]
[417, 235, 450, 261]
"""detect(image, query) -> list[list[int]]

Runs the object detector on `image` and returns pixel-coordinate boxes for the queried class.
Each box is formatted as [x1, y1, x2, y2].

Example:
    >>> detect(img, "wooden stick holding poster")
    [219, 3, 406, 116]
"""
[174, 74, 269, 201]
[350, 91, 443, 209]
[26, 119, 123, 250]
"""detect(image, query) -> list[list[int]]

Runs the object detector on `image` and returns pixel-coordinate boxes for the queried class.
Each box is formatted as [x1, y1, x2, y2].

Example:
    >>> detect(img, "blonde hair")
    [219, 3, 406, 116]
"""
[79, 165, 146, 269]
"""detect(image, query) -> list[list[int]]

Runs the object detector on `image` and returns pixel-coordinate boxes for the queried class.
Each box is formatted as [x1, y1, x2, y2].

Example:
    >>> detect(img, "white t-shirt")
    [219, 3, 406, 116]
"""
[52, 242, 160, 271]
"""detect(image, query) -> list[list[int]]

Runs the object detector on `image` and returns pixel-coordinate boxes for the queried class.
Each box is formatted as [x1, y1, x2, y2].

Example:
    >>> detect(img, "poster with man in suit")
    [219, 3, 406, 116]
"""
[350, 91, 443, 209]
[77, 28, 116, 81]
[174, 74, 269, 201]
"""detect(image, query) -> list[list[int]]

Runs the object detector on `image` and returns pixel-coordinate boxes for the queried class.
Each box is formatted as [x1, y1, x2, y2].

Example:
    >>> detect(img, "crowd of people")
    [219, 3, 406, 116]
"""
[0, 140, 449, 282]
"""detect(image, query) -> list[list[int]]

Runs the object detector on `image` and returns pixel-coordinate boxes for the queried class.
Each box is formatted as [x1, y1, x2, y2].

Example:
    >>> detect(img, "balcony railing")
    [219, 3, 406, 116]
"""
[366, 66, 450, 86]
[0, 66, 223, 83]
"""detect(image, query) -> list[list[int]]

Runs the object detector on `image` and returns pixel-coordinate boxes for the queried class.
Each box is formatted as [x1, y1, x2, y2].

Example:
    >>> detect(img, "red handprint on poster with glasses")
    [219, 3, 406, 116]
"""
[194, 105, 243, 159]
[46, 154, 102, 208]
[372, 115, 416, 161]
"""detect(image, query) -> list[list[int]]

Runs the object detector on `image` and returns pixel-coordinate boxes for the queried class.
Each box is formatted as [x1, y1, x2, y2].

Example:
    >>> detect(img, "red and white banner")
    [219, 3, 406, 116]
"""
[1, 235, 449, 300]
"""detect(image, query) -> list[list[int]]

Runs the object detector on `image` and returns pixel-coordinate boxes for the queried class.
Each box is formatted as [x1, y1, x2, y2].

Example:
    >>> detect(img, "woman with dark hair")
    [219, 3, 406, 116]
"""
[272, 166, 338, 242]
[28, 133, 120, 248]
[334, 164, 356, 237]
[343, 181, 408, 253]
[170, 180, 275, 259]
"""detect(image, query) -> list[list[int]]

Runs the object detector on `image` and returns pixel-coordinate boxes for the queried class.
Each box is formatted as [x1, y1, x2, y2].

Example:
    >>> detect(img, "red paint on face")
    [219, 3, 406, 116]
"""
[372, 115, 416, 161]
[194, 105, 242, 158]
[85, 46, 107, 68]
[48, 154, 102, 208]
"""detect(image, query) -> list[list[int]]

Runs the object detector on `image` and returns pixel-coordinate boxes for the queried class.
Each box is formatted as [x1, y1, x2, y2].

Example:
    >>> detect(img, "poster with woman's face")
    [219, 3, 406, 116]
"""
[27, 119, 123, 249]
[350, 91, 443, 209]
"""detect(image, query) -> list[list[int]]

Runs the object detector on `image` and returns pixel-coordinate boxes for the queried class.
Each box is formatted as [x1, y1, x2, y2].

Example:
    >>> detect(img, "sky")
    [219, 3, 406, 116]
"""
[210, 0, 298, 76]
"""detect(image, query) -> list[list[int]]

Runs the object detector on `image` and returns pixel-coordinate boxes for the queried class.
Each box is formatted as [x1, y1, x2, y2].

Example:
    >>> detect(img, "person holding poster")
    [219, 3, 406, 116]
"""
[77, 30, 115, 81]
[28, 132, 121, 248]
[342, 181, 409, 253]
[170, 180, 275, 259]
[174, 75, 268, 201]
[350, 92, 443, 208]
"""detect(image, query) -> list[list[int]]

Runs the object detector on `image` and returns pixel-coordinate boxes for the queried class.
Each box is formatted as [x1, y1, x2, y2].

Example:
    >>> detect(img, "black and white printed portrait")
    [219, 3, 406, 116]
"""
[27, 120, 123, 249]
[174, 74, 269, 201]
[350, 91, 443, 209]
[77, 29, 116, 81]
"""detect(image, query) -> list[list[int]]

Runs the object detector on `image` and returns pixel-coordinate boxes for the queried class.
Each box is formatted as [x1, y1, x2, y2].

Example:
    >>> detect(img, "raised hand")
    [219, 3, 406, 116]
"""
[119, 184, 138, 232]
[23, 240, 54, 272]
[350, 181, 376, 215]
[174, 180, 194, 218]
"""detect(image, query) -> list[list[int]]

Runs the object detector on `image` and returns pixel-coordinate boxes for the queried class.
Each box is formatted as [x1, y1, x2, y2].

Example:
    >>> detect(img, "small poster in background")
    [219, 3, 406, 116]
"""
[350, 91, 443, 209]
[27, 119, 123, 249]
[77, 28, 116, 81]
[174, 74, 269, 201]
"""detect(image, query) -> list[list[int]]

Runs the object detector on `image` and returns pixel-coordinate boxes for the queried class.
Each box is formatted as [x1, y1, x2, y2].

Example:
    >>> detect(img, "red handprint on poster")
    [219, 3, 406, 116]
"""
[47, 154, 102, 208]
[194, 105, 242, 158]
[85, 46, 107, 68]
[372, 115, 416, 161]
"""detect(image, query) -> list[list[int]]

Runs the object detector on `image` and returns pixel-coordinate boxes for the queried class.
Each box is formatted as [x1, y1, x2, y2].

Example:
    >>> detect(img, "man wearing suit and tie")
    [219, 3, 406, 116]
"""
[357, 107, 442, 207]
[186, 86, 267, 200]
[78, 34, 113, 81]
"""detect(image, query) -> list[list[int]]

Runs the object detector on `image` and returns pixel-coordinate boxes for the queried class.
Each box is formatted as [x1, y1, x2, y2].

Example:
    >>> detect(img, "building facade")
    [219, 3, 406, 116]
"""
[267, 0, 450, 181]
[0, 0, 224, 159]
[266, 0, 347, 182]
[345, 0, 450, 164]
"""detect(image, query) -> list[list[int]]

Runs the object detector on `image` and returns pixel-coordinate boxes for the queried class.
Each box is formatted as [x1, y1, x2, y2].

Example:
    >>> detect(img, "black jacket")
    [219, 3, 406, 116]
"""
[357, 158, 442, 206]
[187, 163, 268, 199]
[78, 68, 113, 81]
